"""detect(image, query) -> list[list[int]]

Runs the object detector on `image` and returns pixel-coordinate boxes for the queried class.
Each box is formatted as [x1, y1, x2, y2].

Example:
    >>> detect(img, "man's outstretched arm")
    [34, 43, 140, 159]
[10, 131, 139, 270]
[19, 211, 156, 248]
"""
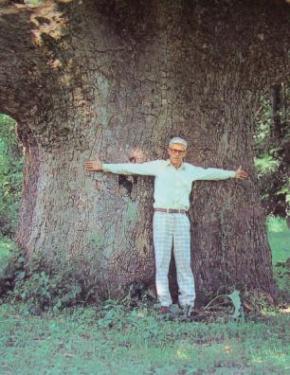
[192, 165, 249, 181]
[84, 158, 161, 176]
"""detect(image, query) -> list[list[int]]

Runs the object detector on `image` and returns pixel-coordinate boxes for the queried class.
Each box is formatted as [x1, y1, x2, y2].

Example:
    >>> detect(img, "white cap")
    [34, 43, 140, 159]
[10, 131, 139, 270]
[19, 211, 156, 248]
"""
[169, 137, 187, 148]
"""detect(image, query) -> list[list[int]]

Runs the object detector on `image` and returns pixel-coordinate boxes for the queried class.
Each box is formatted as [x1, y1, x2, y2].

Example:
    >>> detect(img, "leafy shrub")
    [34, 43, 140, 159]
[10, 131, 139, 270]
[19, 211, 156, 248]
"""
[10, 261, 101, 313]
[0, 245, 104, 312]
[0, 236, 25, 297]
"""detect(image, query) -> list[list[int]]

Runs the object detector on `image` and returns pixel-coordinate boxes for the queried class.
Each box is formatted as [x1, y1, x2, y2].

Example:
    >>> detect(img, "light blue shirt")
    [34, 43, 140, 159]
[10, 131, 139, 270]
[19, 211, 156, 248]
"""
[103, 160, 235, 210]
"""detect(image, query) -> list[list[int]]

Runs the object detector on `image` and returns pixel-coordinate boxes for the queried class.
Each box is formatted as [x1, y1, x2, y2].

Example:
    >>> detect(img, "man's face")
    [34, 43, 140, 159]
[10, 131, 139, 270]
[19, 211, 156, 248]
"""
[168, 143, 187, 167]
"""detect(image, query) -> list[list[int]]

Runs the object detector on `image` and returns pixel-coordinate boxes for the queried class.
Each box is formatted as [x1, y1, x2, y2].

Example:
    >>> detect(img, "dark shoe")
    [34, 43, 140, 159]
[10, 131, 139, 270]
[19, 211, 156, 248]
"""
[159, 306, 170, 314]
[180, 305, 194, 320]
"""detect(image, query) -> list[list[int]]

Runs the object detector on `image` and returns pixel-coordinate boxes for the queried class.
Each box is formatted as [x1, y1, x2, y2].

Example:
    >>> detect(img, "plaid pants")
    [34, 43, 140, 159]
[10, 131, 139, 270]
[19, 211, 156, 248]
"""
[153, 211, 195, 307]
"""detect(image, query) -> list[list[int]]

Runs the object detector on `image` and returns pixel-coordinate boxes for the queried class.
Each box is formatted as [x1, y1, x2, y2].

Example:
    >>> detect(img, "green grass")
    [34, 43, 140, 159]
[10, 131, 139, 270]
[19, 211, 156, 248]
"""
[267, 216, 290, 294]
[0, 216, 289, 374]
[0, 304, 289, 374]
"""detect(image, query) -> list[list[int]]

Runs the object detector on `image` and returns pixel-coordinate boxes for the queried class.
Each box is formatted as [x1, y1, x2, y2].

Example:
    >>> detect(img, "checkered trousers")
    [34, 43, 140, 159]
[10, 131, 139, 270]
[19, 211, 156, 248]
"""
[153, 211, 196, 307]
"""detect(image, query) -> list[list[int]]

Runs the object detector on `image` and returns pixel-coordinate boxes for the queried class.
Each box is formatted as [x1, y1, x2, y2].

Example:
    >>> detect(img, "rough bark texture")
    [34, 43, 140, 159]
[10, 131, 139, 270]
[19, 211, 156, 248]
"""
[0, 0, 289, 302]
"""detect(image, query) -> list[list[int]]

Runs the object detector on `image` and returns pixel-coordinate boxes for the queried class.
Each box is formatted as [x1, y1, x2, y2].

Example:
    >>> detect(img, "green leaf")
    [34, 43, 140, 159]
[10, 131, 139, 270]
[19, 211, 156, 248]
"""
[228, 289, 244, 320]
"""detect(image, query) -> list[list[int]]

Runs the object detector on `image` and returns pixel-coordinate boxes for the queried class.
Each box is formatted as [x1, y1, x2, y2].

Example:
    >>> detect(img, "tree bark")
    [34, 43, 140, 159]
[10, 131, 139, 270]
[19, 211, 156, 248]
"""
[0, 0, 289, 302]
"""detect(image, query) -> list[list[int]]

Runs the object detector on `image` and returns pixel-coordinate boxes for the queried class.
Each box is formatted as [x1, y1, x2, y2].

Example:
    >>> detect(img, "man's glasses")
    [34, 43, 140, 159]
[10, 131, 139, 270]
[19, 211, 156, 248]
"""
[169, 148, 186, 155]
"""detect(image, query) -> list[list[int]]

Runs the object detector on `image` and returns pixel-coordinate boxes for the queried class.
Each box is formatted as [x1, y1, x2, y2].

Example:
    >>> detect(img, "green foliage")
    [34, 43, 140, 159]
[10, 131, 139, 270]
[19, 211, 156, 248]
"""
[1, 246, 106, 312]
[8, 262, 92, 313]
[9, 270, 78, 313]
[254, 154, 280, 176]
[0, 114, 23, 236]
[0, 236, 24, 298]
[0, 236, 16, 275]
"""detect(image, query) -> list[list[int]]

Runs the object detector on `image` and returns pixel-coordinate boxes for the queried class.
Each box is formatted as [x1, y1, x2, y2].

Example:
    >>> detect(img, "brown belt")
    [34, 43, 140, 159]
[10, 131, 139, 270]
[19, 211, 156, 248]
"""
[154, 208, 188, 214]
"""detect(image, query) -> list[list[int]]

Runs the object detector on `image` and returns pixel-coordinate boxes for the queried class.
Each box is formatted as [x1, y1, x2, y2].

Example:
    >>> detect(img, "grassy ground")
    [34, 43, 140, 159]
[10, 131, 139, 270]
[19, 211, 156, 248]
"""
[0, 217, 289, 375]
[0, 303, 289, 375]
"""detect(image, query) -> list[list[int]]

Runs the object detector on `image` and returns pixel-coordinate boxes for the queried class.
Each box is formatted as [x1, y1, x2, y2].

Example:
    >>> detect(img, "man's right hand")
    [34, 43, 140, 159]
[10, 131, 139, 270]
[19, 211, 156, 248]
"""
[84, 159, 103, 172]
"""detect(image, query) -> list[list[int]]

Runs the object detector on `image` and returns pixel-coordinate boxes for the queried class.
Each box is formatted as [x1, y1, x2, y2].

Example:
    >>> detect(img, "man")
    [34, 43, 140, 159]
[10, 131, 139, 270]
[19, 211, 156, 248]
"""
[84, 137, 248, 316]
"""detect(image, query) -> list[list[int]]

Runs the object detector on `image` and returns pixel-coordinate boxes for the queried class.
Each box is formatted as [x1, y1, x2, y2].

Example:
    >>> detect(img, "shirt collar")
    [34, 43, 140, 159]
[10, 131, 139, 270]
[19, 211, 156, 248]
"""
[166, 159, 186, 170]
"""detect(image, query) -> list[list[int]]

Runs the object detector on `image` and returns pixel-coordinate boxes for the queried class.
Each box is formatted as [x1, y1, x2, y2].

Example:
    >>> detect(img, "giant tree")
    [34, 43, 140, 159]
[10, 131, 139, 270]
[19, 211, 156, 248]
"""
[0, 0, 289, 303]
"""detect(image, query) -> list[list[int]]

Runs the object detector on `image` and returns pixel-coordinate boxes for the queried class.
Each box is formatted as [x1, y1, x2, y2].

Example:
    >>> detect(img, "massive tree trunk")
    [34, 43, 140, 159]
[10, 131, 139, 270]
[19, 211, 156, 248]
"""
[0, 0, 289, 302]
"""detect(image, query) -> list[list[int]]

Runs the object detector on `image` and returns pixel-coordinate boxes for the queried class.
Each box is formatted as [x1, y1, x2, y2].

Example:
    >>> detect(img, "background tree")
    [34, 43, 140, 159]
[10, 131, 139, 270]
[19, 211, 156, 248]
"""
[254, 82, 290, 224]
[0, 0, 289, 304]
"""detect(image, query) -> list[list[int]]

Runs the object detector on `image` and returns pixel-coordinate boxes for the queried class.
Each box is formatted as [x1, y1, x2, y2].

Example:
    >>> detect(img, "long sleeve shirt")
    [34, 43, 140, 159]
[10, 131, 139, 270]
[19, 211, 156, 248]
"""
[103, 160, 235, 210]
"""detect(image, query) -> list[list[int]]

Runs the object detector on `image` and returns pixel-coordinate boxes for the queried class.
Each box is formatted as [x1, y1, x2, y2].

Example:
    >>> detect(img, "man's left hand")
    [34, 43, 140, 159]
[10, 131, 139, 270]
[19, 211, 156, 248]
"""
[235, 166, 249, 180]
